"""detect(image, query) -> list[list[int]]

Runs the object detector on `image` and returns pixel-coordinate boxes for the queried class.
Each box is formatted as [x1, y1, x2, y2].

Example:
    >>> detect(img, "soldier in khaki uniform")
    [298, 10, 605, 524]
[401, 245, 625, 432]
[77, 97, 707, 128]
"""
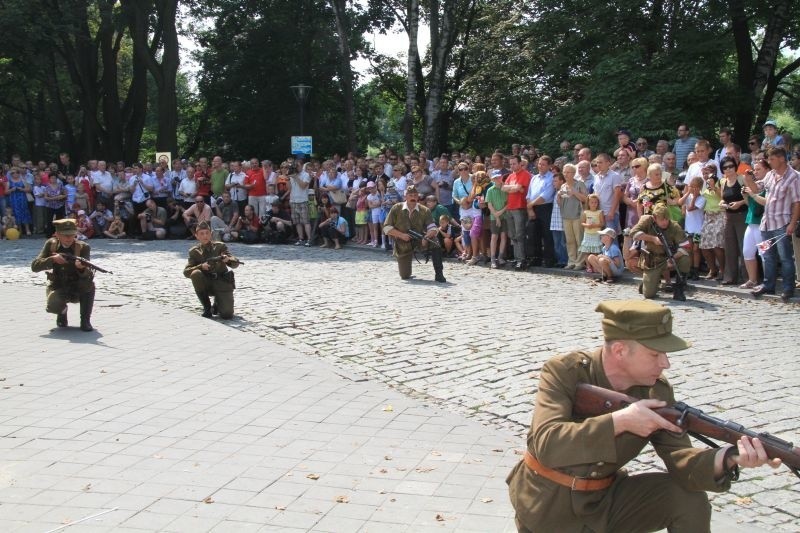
[507, 300, 779, 533]
[628, 203, 691, 300]
[31, 219, 96, 331]
[183, 221, 240, 319]
[383, 185, 446, 282]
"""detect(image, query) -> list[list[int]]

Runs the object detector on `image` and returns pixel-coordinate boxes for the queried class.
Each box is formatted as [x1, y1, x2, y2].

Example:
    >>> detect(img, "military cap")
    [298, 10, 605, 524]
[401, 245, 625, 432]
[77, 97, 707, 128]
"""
[596, 300, 691, 352]
[405, 184, 419, 195]
[53, 219, 78, 235]
[652, 203, 670, 219]
[196, 221, 212, 231]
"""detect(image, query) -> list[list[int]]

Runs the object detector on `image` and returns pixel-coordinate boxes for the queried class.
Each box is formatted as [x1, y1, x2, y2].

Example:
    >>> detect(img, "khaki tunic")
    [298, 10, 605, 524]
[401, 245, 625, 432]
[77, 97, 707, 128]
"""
[383, 203, 436, 257]
[507, 349, 728, 533]
[629, 215, 690, 297]
[30, 239, 95, 313]
[183, 241, 240, 319]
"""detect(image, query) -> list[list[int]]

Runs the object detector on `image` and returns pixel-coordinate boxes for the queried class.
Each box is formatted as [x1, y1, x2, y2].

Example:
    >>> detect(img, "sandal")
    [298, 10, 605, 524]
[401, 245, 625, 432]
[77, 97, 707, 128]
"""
[739, 281, 756, 289]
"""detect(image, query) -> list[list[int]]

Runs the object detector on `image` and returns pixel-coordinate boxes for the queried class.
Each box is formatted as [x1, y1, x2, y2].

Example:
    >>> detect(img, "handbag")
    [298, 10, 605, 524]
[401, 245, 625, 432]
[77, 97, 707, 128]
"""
[329, 189, 348, 204]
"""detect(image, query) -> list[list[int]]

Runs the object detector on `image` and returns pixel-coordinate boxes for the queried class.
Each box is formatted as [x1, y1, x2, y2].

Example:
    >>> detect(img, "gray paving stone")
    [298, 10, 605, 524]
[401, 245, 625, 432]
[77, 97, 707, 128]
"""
[1, 242, 795, 532]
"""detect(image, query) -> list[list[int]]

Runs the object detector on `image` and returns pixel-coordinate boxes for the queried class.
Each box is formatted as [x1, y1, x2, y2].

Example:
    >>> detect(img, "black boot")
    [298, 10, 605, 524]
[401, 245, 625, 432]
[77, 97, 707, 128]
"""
[199, 295, 212, 318]
[79, 293, 94, 331]
[673, 280, 686, 302]
[56, 307, 68, 328]
[431, 249, 446, 283]
[211, 302, 219, 315]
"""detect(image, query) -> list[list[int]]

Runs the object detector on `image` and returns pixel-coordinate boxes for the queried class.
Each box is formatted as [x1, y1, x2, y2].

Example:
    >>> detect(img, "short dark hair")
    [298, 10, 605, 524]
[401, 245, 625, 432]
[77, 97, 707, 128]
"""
[766, 146, 787, 159]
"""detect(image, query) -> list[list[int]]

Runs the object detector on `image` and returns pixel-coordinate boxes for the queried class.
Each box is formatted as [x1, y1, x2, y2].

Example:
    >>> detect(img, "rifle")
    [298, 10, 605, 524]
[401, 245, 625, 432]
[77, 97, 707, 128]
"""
[651, 219, 686, 301]
[407, 228, 441, 264]
[574, 383, 800, 479]
[186, 255, 243, 272]
[60, 253, 113, 274]
[407, 228, 441, 249]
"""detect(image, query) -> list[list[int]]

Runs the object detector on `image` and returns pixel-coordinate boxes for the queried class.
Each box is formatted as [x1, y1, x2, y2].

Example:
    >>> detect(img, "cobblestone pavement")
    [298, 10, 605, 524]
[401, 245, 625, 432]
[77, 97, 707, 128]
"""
[3, 238, 798, 531]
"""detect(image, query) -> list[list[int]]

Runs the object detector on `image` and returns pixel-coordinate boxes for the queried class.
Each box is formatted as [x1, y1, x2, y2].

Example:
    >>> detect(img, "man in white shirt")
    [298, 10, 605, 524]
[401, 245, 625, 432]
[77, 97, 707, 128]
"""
[289, 168, 312, 245]
[592, 153, 623, 233]
[92, 160, 114, 206]
[225, 160, 248, 214]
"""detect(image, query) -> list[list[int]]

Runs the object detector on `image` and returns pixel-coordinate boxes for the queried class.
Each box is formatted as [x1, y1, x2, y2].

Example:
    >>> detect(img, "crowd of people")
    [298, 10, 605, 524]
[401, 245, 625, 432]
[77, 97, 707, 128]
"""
[2, 121, 799, 299]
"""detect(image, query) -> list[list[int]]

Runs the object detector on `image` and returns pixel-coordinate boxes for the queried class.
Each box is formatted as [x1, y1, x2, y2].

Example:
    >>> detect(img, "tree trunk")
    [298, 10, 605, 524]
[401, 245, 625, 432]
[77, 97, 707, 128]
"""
[403, 0, 420, 153]
[124, 0, 180, 155]
[729, 0, 793, 141]
[98, 0, 124, 162]
[728, 0, 756, 142]
[331, 0, 357, 153]
[422, 0, 459, 157]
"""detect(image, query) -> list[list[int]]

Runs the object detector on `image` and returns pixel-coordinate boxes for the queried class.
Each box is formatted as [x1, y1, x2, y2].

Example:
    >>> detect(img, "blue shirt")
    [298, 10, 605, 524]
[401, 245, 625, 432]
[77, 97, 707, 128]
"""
[526, 171, 555, 204]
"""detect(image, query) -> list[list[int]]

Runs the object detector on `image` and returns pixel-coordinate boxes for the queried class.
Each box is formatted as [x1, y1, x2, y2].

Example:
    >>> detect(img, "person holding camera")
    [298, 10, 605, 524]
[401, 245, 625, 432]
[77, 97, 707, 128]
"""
[137, 198, 167, 240]
[183, 220, 240, 319]
[127, 163, 155, 236]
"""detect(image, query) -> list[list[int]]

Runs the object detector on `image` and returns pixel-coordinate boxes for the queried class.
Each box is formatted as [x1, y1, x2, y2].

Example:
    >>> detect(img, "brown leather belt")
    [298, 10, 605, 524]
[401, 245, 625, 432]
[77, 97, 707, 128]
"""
[523, 451, 615, 491]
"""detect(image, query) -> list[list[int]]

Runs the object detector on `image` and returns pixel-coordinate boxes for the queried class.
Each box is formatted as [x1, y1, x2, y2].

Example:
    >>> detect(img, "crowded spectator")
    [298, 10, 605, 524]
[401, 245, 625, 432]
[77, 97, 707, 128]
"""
[752, 146, 800, 302]
[760, 120, 784, 151]
[485, 172, 508, 268]
[577, 194, 604, 271]
[678, 177, 706, 280]
[558, 163, 587, 270]
[591, 153, 623, 233]
[586, 227, 622, 283]
[88, 201, 114, 237]
[719, 156, 748, 285]
[526, 155, 556, 267]
[672, 123, 698, 170]
[739, 160, 767, 289]
[699, 166, 726, 281]
[549, 172, 568, 267]
[244, 158, 268, 217]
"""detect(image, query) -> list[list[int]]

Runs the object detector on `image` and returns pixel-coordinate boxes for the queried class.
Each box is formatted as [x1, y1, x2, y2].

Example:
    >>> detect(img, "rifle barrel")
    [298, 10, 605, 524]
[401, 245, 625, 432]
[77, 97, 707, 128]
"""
[574, 383, 800, 474]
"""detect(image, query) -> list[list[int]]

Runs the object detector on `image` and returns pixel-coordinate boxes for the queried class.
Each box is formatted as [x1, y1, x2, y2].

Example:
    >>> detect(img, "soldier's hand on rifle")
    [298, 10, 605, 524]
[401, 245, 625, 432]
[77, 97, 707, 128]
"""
[731, 437, 782, 470]
[52, 254, 68, 265]
[611, 399, 682, 437]
[74, 259, 86, 270]
[200, 262, 210, 271]
[398, 233, 411, 242]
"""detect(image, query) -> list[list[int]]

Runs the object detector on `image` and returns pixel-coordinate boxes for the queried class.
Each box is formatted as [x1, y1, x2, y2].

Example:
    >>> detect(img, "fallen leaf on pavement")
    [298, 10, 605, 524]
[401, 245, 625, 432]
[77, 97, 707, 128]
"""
[306, 473, 320, 480]
[480, 497, 493, 503]
[335, 495, 349, 503]
[81, 484, 91, 492]
[275, 505, 286, 511]
[202, 497, 214, 504]
[382, 405, 393, 412]
[415, 466, 435, 473]
[735, 497, 753, 505]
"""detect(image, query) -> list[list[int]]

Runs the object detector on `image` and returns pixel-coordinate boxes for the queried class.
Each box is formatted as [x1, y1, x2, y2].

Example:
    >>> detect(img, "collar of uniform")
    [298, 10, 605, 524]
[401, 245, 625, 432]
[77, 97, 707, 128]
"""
[591, 348, 614, 390]
[402, 201, 420, 213]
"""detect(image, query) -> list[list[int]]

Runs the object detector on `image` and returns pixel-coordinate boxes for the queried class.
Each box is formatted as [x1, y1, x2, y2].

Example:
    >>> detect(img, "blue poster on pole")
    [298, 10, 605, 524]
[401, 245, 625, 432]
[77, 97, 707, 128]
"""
[291, 136, 313, 155]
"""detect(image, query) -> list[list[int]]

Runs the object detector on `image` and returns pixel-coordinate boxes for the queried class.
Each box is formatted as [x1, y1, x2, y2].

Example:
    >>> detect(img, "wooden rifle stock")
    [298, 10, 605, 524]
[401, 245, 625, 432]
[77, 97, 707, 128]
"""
[574, 383, 800, 478]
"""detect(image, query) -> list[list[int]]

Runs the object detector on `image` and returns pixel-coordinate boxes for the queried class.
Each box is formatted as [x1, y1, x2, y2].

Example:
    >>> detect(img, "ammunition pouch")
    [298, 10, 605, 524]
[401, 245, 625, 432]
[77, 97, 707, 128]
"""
[205, 270, 235, 288]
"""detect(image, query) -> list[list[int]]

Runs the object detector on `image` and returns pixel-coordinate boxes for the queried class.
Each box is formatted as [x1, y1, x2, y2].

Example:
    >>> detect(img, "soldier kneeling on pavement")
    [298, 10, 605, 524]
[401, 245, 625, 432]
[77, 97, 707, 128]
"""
[31, 218, 96, 331]
[628, 203, 690, 300]
[183, 220, 241, 319]
[383, 185, 446, 283]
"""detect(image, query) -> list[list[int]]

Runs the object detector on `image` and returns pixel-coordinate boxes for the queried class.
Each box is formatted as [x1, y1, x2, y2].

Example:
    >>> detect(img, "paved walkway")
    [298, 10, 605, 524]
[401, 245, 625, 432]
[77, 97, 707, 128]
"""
[0, 241, 787, 532]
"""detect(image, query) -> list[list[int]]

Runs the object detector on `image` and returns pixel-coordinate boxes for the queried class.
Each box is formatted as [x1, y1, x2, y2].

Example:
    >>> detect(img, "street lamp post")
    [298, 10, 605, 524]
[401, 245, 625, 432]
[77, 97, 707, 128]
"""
[290, 85, 312, 135]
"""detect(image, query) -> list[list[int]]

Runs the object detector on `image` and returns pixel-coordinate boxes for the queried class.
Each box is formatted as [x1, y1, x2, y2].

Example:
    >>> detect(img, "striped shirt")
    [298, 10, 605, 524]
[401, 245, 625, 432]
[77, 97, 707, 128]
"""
[759, 166, 800, 232]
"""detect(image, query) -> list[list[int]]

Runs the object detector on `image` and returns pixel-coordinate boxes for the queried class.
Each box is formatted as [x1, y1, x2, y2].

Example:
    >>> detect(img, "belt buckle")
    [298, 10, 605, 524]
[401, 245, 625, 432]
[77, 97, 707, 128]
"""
[571, 477, 578, 491]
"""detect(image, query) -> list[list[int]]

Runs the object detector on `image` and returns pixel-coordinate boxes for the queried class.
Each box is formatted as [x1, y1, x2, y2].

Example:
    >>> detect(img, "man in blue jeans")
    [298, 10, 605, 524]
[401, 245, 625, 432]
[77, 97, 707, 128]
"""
[752, 146, 800, 303]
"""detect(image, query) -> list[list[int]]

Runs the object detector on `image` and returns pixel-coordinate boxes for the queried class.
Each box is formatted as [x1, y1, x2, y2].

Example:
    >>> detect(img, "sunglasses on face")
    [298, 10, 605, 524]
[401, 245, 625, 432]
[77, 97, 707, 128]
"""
[722, 165, 736, 170]
[631, 165, 641, 168]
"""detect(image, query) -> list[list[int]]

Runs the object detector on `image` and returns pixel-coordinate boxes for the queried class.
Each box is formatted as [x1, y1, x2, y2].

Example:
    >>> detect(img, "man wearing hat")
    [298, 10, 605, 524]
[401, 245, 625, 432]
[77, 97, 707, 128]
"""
[183, 220, 241, 319]
[628, 203, 690, 300]
[507, 300, 779, 533]
[383, 184, 446, 282]
[30, 218, 96, 331]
